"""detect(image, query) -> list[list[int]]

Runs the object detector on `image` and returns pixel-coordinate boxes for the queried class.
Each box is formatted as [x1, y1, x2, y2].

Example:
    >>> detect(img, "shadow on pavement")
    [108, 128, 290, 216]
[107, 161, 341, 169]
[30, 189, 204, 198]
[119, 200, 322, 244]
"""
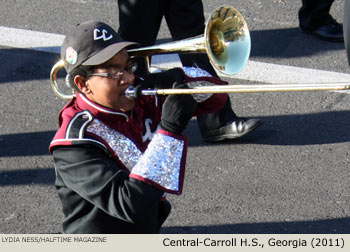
[162, 217, 350, 233]
[0, 168, 55, 186]
[250, 27, 345, 59]
[186, 110, 350, 147]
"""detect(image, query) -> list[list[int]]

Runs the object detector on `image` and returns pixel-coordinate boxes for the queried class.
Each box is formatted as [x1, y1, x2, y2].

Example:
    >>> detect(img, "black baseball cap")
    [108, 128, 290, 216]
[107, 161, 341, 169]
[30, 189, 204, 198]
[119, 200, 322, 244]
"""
[61, 21, 137, 73]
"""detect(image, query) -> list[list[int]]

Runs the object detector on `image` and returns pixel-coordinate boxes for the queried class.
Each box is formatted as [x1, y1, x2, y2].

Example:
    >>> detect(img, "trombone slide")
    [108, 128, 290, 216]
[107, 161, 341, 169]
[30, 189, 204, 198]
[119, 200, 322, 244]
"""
[125, 83, 350, 99]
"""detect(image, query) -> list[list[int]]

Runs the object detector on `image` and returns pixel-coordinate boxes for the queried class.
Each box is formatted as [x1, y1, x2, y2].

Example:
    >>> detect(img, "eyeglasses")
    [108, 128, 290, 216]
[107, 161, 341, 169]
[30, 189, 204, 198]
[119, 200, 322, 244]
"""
[89, 62, 137, 80]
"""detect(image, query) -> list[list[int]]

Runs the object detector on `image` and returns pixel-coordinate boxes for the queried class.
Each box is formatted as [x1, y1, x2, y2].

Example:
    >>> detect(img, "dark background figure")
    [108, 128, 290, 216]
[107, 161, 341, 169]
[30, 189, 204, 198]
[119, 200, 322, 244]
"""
[299, 0, 343, 42]
[344, 0, 350, 63]
[117, 0, 263, 143]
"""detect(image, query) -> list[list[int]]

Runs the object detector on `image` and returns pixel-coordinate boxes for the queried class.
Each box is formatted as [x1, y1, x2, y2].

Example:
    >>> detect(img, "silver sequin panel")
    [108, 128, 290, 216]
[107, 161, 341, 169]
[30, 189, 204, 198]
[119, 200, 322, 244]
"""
[182, 66, 215, 102]
[186, 81, 214, 102]
[86, 119, 142, 171]
[131, 133, 184, 192]
[182, 66, 211, 77]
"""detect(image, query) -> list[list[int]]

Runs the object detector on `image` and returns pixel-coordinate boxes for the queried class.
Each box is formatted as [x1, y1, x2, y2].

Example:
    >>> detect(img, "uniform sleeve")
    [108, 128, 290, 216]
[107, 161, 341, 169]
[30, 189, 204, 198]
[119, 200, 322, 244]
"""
[52, 145, 164, 226]
[129, 128, 187, 194]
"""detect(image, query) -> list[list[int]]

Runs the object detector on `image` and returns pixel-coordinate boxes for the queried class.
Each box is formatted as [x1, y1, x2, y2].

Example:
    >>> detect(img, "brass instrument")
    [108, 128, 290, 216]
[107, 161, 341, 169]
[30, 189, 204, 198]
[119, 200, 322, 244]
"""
[49, 6, 350, 100]
[127, 5, 251, 76]
[50, 6, 251, 99]
[125, 82, 350, 99]
[50, 60, 71, 99]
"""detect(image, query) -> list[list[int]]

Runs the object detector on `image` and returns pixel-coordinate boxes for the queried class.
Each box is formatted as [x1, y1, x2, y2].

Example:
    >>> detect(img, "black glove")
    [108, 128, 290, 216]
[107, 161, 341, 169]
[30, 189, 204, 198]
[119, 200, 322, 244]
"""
[160, 83, 197, 135]
[134, 68, 184, 97]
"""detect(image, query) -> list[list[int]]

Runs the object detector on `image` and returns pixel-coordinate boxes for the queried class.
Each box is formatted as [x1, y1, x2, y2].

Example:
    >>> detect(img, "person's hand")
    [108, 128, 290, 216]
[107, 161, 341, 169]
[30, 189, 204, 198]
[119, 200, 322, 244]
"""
[160, 83, 197, 135]
[134, 68, 184, 97]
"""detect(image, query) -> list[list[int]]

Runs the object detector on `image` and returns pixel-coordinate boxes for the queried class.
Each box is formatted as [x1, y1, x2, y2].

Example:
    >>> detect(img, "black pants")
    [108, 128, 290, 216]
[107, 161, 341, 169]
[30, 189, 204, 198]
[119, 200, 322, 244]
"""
[299, 0, 335, 30]
[118, 0, 217, 77]
[118, 0, 238, 130]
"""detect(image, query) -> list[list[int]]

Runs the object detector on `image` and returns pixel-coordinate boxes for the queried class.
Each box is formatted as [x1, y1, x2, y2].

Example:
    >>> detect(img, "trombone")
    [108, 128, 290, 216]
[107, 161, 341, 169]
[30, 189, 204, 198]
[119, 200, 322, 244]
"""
[124, 82, 350, 99]
[49, 6, 350, 100]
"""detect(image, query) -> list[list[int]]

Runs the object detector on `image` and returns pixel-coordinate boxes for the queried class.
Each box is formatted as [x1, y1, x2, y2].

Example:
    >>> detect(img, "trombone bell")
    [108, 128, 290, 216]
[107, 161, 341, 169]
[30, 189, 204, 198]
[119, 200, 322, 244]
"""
[205, 6, 250, 75]
[128, 6, 251, 76]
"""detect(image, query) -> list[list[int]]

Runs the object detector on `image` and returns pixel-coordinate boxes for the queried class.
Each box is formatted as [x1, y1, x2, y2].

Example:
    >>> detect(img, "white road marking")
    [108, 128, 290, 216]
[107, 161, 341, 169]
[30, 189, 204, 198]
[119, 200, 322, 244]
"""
[0, 26, 64, 54]
[1, 25, 350, 86]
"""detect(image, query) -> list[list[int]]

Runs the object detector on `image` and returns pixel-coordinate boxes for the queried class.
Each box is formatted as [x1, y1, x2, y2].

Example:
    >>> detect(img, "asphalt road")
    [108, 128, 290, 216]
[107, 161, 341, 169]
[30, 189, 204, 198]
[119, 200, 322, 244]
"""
[0, 0, 350, 234]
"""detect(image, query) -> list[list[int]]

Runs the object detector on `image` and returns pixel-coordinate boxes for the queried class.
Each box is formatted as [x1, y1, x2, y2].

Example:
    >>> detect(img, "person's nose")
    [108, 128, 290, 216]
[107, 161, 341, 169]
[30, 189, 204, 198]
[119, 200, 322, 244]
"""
[119, 71, 135, 86]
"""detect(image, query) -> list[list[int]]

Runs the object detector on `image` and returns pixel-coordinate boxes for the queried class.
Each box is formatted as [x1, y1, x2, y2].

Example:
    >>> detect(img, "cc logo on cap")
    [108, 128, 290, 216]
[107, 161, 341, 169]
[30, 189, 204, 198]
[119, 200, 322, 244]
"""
[94, 28, 113, 41]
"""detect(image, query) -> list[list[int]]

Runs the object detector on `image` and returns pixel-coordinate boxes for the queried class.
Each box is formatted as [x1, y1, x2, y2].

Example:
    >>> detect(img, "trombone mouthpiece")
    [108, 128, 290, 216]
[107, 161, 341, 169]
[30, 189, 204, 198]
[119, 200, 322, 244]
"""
[125, 86, 137, 99]
[125, 86, 158, 99]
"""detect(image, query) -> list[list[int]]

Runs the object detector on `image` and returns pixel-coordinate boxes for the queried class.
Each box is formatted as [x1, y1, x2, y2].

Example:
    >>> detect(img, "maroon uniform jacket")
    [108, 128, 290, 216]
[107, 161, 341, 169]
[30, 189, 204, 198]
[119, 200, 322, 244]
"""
[49, 67, 227, 233]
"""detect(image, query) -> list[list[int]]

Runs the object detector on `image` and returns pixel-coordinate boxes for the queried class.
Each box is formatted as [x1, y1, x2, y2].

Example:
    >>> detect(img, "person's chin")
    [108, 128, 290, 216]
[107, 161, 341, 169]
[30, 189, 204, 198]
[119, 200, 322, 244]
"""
[119, 98, 135, 112]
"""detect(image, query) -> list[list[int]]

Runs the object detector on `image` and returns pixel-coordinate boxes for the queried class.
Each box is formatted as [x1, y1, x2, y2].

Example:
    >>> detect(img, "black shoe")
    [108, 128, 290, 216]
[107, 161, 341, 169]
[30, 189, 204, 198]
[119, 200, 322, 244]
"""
[300, 22, 344, 42]
[202, 118, 263, 143]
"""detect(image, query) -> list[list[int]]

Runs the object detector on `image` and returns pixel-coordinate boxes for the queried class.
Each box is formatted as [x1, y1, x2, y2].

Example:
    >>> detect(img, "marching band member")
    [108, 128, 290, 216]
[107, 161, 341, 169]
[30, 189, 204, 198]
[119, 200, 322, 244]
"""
[299, 0, 343, 42]
[49, 21, 229, 233]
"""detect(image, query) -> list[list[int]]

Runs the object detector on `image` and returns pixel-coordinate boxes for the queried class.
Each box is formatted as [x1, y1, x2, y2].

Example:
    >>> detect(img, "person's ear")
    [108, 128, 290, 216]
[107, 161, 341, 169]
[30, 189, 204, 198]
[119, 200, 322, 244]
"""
[74, 75, 91, 94]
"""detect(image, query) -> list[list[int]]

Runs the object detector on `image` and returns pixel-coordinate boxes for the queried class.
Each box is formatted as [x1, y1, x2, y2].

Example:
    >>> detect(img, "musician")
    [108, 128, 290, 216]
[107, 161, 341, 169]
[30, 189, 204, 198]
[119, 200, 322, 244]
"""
[299, 0, 343, 42]
[117, 0, 263, 143]
[49, 21, 230, 233]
